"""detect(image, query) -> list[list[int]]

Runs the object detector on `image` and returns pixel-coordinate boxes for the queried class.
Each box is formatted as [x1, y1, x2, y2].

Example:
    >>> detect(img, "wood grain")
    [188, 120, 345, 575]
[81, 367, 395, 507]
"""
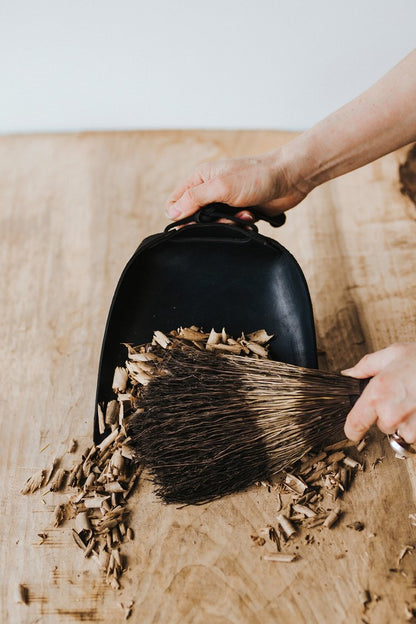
[1, 131, 416, 624]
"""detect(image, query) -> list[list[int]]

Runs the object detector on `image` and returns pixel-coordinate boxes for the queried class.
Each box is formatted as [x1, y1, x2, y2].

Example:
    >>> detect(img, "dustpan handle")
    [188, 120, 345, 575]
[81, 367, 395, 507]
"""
[164, 203, 286, 232]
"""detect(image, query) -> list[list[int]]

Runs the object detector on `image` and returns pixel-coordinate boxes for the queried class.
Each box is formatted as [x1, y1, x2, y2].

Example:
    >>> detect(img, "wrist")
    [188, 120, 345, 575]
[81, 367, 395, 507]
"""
[265, 135, 321, 198]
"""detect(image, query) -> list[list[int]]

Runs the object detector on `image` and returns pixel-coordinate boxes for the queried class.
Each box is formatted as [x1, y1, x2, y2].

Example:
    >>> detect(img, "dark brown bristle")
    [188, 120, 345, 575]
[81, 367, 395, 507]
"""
[129, 347, 360, 505]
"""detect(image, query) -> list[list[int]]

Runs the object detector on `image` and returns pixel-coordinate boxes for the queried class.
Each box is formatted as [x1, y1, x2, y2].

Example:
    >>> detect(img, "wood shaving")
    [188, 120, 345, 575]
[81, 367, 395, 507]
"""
[398, 545, 415, 565]
[21, 470, 45, 494]
[48, 468, 67, 492]
[67, 439, 78, 453]
[323, 506, 342, 529]
[247, 329, 274, 344]
[263, 553, 297, 563]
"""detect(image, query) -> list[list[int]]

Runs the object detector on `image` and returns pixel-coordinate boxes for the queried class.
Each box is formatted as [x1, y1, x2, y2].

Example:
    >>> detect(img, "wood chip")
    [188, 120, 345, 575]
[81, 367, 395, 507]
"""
[153, 330, 171, 348]
[53, 503, 66, 527]
[97, 404, 106, 435]
[263, 553, 297, 562]
[342, 456, 362, 470]
[276, 513, 296, 538]
[292, 504, 317, 518]
[245, 341, 268, 358]
[326, 451, 345, 464]
[43, 457, 60, 486]
[21, 470, 45, 494]
[97, 428, 119, 452]
[112, 367, 128, 394]
[323, 506, 342, 529]
[356, 438, 367, 452]
[285, 473, 308, 495]
[404, 601, 416, 621]
[247, 329, 274, 344]
[178, 328, 210, 341]
[75, 511, 92, 539]
[67, 439, 78, 453]
[48, 468, 67, 492]
[398, 545, 415, 565]
[105, 400, 119, 426]
[207, 328, 221, 345]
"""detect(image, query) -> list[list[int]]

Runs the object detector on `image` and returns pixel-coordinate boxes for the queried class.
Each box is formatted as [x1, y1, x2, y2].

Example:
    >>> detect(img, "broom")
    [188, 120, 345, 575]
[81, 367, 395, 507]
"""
[129, 345, 371, 505]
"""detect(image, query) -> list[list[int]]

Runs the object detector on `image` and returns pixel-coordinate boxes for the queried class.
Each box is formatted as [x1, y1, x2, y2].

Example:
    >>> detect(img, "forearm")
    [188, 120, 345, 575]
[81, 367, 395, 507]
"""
[278, 48, 416, 193]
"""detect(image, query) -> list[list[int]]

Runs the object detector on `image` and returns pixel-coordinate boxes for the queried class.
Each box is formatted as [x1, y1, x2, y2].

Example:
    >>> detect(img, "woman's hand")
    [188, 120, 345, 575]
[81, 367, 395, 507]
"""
[166, 50, 416, 223]
[343, 342, 416, 443]
[166, 150, 312, 222]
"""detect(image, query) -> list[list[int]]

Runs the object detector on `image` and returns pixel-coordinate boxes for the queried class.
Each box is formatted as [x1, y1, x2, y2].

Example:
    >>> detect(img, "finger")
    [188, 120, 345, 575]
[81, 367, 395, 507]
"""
[344, 391, 378, 441]
[234, 211, 255, 222]
[397, 412, 416, 444]
[166, 178, 232, 220]
[341, 345, 402, 379]
[167, 170, 205, 205]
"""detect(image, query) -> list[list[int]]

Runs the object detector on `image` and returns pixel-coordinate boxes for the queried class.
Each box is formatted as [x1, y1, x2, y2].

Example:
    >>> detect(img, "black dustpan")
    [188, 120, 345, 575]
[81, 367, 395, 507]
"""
[93, 203, 317, 444]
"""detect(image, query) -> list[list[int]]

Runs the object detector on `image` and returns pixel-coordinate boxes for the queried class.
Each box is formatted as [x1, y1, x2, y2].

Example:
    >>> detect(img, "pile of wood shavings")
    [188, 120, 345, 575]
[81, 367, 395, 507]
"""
[21, 325, 416, 620]
[21, 326, 273, 599]
[21, 425, 141, 593]
[251, 436, 367, 562]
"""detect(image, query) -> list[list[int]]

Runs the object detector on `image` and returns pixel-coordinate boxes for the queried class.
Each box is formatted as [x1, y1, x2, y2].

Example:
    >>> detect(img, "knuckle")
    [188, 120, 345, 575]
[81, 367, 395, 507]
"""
[184, 187, 197, 204]
[388, 342, 407, 358]
[198, 161, 211, 175]
[378, 399, 406, 431]
[359, 353, 373, 368]
[370, 371, 403, 400]
[377, 412, 399, 433]
[366, 374, 387, 404]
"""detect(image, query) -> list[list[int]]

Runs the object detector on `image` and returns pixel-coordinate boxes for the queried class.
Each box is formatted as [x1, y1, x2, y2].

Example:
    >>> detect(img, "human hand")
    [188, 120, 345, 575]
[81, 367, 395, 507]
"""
[166, 149, 312, 222]
[342, 342, 416, 443]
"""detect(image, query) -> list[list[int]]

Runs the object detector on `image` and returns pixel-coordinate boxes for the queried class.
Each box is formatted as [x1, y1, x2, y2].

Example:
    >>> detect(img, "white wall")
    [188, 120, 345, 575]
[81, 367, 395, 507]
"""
[1, 0, 415, 134]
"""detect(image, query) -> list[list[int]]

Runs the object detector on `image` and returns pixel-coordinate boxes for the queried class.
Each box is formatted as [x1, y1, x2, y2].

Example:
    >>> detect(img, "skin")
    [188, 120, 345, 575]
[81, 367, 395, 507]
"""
[166, 48, 416, 443]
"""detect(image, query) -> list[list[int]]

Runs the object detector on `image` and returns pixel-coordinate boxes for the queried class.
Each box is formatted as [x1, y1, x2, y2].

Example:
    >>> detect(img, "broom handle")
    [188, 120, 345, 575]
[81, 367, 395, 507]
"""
[350, 377, 414, 457]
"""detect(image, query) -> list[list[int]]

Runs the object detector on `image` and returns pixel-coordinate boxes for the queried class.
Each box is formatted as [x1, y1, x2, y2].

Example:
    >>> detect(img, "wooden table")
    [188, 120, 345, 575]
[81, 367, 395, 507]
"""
[1, 130, 416, 624]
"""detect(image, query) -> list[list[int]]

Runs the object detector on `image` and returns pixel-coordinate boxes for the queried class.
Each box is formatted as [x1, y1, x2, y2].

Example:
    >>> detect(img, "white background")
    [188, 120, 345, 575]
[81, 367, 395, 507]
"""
[1, 0, 415, 134]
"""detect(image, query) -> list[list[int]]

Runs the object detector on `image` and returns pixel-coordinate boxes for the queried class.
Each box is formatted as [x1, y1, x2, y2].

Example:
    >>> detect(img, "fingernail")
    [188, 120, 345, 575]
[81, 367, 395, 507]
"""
[341, 368, 353, 375]
[239, 211, 254, 221]
[166, 204, 182, 219]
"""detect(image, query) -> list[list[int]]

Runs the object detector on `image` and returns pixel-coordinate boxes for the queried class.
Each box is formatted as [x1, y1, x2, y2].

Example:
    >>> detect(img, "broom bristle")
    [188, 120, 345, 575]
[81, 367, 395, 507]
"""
[130, 347, 360, 505]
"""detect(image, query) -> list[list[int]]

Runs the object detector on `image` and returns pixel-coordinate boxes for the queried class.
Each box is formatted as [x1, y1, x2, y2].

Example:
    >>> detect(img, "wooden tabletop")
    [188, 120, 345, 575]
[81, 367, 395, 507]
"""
[1, 130, 416, 624]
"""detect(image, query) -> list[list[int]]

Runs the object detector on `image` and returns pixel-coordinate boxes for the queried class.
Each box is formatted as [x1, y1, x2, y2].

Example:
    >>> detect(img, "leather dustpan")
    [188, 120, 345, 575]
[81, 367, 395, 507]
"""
[93, 203, 317, 443]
